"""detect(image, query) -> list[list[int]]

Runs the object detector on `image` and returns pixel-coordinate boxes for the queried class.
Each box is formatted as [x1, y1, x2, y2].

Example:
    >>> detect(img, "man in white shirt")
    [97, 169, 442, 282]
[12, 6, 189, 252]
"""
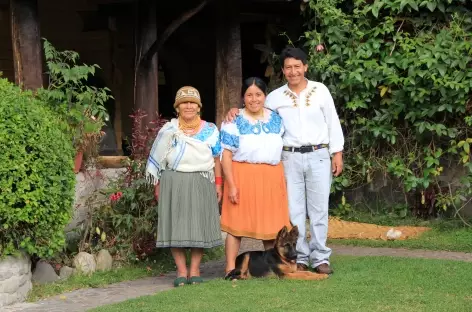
[225, 47, 344, 274]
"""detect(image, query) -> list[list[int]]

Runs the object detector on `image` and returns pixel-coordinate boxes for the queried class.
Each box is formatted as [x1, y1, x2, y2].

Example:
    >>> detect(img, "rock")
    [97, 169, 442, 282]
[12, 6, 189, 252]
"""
[32, 261, 59, 284]
[0, 251, 32, 307]
[59, 266, 75, 280]
[73, 252, 96, 275]
[386, 228, 402, 240]
[95, 250, 113, 271]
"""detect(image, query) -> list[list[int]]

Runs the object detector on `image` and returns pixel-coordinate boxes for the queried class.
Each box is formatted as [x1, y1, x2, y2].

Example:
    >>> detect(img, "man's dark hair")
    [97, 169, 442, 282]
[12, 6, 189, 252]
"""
[279, 47, 308, 66]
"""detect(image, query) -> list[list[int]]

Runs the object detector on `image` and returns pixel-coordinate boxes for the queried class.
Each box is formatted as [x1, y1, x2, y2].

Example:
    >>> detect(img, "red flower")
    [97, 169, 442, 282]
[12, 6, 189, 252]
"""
[110, 192, 122, 202]
[316, 44, 325, 52]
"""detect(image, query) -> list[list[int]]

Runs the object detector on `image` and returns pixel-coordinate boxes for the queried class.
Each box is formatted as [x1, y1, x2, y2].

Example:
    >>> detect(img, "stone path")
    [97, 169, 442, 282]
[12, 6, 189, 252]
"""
[4, 259, 225, 312]
[5, 238, 472, 312]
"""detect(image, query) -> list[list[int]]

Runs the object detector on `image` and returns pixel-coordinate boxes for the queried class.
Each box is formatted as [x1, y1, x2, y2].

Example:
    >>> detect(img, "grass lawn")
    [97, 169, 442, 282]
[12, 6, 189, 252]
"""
[91, 255, 472, 312]
[328, 213, 472, 253]
[28, 247, 224, 301]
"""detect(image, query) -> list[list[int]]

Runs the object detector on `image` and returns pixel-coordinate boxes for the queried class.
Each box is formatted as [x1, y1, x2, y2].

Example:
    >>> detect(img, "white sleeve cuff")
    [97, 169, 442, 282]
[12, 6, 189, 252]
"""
[329, 146, 344, 155]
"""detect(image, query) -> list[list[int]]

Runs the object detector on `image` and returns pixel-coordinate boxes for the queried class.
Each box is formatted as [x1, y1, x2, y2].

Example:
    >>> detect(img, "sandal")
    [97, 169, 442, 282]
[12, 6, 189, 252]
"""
[173, 277, 187, 287]
[188, 276, 204, 285]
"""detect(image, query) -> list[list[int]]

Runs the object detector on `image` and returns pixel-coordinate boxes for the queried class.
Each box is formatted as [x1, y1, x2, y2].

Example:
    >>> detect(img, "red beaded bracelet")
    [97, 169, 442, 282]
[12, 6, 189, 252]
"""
[215, 177, 223, 185]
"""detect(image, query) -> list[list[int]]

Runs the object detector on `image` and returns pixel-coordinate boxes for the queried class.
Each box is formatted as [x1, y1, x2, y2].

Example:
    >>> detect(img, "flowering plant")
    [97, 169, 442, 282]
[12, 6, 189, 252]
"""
[110, 191, 123, 202]
[80, 110, 167, 260]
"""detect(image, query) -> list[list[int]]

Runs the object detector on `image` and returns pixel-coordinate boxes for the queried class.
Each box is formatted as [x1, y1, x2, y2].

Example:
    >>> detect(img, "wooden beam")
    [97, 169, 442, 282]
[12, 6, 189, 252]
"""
[139, 0, 214, 66]
[134, 0, 215, 126]
[10, 0, 43, 90]
[215, 0, 242, 127]
[133, 0, 158, 127]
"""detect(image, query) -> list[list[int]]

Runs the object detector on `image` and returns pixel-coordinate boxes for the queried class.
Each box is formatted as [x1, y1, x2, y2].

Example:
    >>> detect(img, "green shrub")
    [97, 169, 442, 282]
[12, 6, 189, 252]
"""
[0, 78, 76, 258]
[303, 0, 472, 218]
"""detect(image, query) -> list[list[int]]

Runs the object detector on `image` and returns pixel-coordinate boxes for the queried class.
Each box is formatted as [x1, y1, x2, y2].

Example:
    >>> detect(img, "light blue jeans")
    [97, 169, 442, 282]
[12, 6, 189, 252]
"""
[281, 148, 332, 267]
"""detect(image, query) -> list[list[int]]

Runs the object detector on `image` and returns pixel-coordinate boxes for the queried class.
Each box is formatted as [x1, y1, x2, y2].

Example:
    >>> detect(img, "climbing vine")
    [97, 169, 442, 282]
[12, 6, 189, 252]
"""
[303, 0, 472, 220]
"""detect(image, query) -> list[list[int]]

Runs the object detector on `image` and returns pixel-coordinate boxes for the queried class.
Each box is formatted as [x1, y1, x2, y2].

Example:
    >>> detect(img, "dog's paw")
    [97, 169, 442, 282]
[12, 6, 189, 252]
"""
[224, 269, 241, 281]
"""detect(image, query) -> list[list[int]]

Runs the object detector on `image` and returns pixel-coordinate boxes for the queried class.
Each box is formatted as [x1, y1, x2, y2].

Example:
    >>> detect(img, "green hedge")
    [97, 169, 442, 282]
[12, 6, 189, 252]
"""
[0, 78, 76, 258]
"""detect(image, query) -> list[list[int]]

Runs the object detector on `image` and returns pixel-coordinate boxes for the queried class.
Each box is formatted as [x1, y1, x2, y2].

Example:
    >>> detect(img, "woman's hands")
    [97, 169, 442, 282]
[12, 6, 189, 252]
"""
[216, 184, 222, 203]
[228, 186, 239, 204]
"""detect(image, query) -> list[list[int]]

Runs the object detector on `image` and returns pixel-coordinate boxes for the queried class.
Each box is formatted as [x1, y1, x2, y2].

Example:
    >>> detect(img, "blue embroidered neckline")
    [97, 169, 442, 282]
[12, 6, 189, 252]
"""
[235, 111, 282, 135]
[193, 122, 215, 141]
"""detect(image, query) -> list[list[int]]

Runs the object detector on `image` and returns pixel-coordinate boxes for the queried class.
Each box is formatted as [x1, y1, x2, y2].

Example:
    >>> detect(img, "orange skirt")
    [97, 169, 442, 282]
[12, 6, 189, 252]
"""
[221, 161, 291, 240]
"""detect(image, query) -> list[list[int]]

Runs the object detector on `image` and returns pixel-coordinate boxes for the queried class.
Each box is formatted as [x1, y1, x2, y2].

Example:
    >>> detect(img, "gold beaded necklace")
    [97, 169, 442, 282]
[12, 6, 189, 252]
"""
[179, 115, 201, 134]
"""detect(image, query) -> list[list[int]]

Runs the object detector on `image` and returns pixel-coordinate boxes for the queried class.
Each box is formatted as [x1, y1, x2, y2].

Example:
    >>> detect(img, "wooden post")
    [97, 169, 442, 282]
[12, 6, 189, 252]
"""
[215, 0, 242, 127]
[134, 0, 158, 127]
[10, 0, 43, 90]
[109, 16, 123, 155]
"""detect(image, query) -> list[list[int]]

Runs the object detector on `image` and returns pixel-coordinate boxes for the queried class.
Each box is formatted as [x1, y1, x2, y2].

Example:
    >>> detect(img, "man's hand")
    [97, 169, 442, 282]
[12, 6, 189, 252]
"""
[154, 183, 160, 200]
[216, 185, 222, 203]
[332, 152, 343, 177]
[224, 107, 240, 123]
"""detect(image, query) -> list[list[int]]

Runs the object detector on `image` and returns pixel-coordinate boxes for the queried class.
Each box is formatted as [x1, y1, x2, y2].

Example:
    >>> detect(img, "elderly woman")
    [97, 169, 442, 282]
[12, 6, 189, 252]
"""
[145, 86, 223, 287]
[220, 77, 291, 277]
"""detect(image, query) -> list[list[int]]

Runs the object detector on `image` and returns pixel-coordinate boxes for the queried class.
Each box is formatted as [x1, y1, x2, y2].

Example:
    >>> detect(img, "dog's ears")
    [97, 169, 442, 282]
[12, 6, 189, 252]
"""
[277, 226, 288, 238]
[289, 225, 299, 237]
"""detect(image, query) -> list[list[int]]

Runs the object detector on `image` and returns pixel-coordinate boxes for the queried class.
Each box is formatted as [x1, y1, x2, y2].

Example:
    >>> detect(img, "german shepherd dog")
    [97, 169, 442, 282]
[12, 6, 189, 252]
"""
[225, 225, 329, 281]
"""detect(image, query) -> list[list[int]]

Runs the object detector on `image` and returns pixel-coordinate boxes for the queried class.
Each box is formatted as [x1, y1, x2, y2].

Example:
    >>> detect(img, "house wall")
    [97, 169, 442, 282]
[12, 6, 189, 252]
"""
[0, 0, 111, 84]
[0, 0, 217, 148]
[0, 0, 301, 142]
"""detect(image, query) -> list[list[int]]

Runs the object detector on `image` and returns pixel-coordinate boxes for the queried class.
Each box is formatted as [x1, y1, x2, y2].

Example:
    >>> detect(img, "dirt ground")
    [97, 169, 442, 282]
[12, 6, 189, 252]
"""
[326, 217, 431, 241]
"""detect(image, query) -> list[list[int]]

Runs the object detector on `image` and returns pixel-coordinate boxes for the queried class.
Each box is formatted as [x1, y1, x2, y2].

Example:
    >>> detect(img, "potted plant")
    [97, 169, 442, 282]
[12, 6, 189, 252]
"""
[37, 39, 112, 172]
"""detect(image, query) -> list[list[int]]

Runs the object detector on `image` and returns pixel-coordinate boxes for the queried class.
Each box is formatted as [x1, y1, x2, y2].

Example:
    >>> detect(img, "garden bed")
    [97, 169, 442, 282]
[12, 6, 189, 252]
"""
[327, 217, 431, 241]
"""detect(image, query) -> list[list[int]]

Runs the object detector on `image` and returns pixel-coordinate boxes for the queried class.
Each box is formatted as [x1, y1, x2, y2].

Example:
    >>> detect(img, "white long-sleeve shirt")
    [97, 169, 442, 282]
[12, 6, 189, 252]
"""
[265, 79, 344, 155]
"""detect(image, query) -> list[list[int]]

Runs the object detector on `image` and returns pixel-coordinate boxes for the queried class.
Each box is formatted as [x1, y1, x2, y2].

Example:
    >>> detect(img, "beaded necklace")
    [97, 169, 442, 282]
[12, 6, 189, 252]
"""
[179, 115, 201, 135]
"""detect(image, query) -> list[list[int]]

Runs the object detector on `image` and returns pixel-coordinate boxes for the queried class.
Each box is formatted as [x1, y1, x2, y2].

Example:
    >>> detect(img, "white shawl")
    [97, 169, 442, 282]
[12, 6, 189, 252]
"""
[145, 119, 215, 185]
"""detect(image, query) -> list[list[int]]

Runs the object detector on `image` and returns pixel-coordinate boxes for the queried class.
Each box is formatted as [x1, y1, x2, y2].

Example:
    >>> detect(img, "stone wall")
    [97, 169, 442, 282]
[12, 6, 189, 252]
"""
[0, 252, 32, 308]
[67, 168, 126, 232]
[344, 162, 472, 218]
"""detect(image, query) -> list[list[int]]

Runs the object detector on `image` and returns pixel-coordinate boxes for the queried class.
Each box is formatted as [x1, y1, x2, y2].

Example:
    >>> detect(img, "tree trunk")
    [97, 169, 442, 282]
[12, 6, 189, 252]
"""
[134, 0, 158, 127]
[10, 0, 43, 90]
[215, 0, 242, 127]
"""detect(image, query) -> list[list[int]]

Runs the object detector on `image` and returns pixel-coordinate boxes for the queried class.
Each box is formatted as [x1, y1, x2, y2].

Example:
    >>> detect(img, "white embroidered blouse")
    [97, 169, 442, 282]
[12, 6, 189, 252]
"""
[220, 108, 284, 165]
[265, 79, 344, 155]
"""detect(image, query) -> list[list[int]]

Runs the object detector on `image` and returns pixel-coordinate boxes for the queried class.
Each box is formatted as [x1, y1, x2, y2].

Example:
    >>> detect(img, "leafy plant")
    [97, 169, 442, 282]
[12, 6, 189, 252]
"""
[302, 0, 472, 221]
[0, 78, 76, 258]
[37, 39, 112, 159]
[80, 111, 167, 260]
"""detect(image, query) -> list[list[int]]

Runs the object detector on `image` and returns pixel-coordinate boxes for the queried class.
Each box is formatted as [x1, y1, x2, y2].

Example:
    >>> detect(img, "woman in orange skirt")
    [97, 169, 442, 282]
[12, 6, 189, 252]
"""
[220, 77, 291, 277]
